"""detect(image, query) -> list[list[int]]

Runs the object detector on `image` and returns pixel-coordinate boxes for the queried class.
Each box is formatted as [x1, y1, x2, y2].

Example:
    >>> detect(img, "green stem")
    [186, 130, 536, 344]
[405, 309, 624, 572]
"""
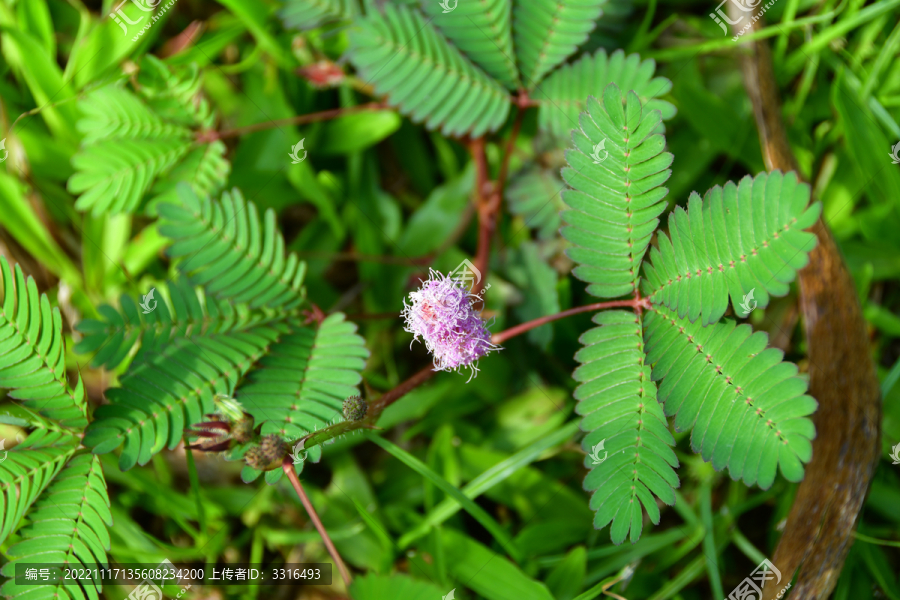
[183, 445, 208, 541]
[628, 0, 658, 52]
[853, 532, 900, 548]
[699, 483, 724, 599]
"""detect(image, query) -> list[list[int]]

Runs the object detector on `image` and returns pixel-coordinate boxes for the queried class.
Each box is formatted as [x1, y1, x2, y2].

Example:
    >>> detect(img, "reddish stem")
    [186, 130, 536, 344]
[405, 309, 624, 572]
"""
[282, 458, 353, 588]
[491, 297, 651, 345]
[302, 303, 326, 325]
[200, 102, 388, 142]
[367, 365, 437, 419]
[470, 97, 528, 297]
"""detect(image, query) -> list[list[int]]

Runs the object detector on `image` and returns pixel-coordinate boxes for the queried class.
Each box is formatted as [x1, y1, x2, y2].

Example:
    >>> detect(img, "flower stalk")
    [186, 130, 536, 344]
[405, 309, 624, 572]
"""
[281, 457, 353, 588]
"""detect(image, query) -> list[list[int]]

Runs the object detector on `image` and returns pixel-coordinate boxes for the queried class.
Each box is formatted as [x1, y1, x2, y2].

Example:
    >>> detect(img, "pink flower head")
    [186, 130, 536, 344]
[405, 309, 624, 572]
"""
[402, 269, 501, 381]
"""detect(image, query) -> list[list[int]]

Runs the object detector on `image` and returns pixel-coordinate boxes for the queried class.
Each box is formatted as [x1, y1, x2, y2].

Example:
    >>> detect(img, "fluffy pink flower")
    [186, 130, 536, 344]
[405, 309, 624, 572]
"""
[402, 269, 501, 381]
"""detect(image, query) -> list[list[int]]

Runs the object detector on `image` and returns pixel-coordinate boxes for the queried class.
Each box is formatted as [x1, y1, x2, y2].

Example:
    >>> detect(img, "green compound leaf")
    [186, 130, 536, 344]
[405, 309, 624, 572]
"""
[0, 434, 80, 546]
[237, 313, 369, 442]
[67, 57, 228, 217]
[0, 257, 88, 429]
[74, 86, 189, 145]
[641, 170, 822, 325]
[75, 278, 292, 371]
[148, 140, 231, 214]
[422, 0, 519, 90]
[159, 185, 308, 311]
[279, 0, 359, 30]
[347, 3, 511, 137]
[506, 167, 566, 241]
[561, 83, 673, 299]
[349, 573, 448, 600]
[68, 128, 191, 216]
[135, 55, 217, 129]
[0, 454, 112, 600]
[535, 49, 676, 139]
[643, 304, 817, 488]
[576, 310, 678, 544]
[513, 0, 608, 89]
[83, 326, 285, 471]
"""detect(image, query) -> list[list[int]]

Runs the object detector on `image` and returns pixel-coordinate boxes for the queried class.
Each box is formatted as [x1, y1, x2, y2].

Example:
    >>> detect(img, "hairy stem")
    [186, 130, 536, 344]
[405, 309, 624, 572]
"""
[367, 365, 437, 422]
[282, 457, 353, 588]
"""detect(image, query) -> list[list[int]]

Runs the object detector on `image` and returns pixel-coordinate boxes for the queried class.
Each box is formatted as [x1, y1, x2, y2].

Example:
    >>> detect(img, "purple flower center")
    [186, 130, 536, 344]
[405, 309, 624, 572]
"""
[402, 269, 501, 381]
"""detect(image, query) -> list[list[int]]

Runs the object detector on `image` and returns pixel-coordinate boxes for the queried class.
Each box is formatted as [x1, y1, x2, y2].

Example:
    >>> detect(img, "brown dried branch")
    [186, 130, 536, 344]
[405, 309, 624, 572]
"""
[730, 10, 881, 599]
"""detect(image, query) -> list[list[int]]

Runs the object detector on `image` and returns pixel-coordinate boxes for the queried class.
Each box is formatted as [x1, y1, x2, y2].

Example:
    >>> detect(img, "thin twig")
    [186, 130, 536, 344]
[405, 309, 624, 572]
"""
[471, 96, 529, 297]
[282, 457, 353, 587]
[200, 102, 389, 142]
[491, 297, 650, 345]
[366, 365, 437, 419]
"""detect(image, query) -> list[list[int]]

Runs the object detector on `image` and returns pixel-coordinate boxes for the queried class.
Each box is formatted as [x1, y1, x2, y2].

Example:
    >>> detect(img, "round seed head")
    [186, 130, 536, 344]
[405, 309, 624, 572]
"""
[244, 446, 265, 470]
[343, 395, 368, 421]
[260, 434, 287, 464]
[232, 416, 255, 443]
